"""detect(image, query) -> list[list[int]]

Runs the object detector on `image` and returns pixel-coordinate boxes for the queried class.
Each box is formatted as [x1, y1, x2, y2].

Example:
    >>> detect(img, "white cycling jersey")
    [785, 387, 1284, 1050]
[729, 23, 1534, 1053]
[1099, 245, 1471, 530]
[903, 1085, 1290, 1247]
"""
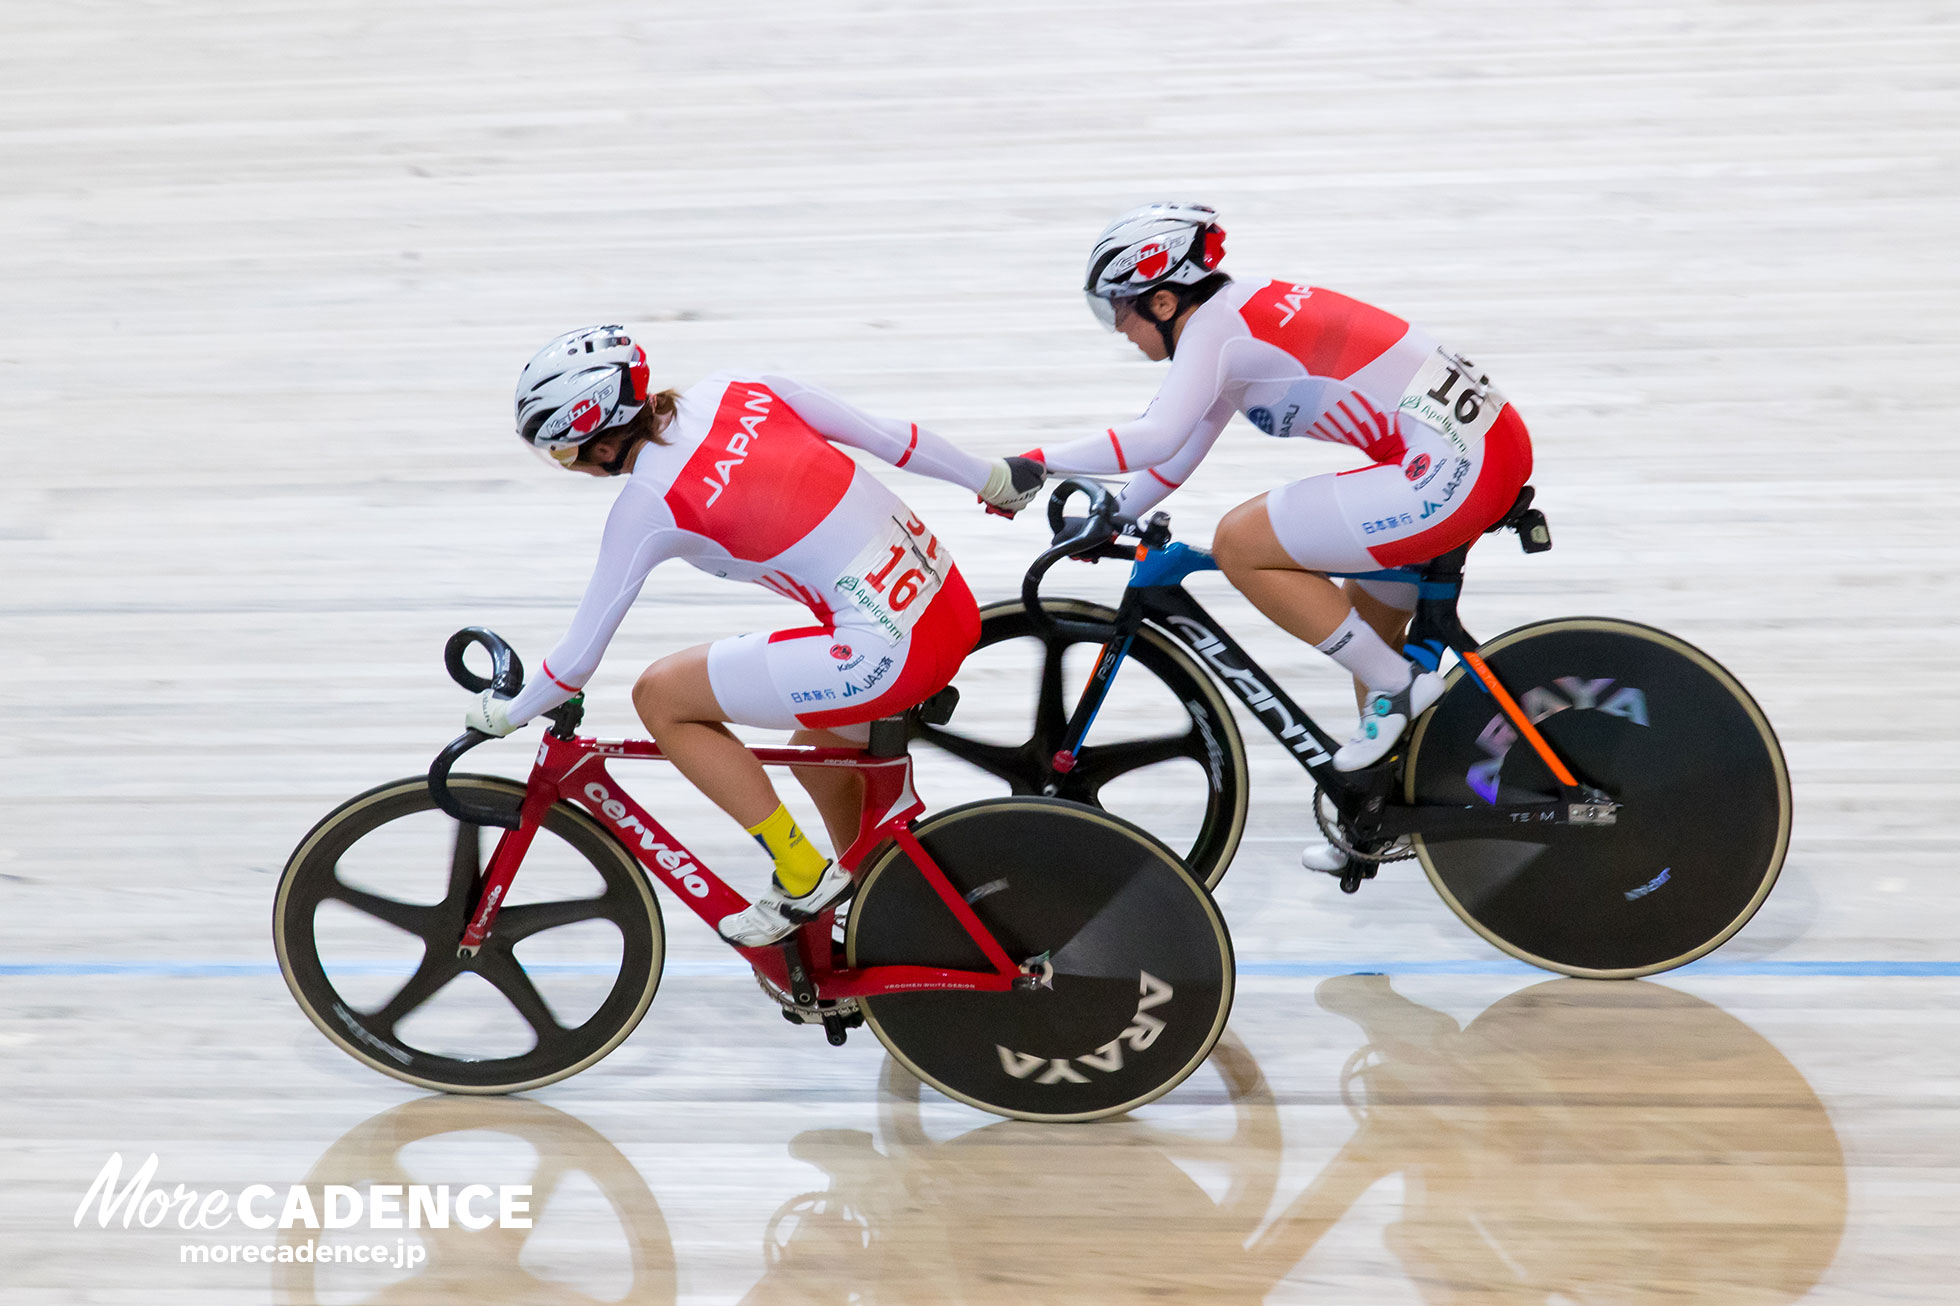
[500, 373, 993, 728]
[1035, 278, 1534, 584]
[1036, 278, 1531, 522]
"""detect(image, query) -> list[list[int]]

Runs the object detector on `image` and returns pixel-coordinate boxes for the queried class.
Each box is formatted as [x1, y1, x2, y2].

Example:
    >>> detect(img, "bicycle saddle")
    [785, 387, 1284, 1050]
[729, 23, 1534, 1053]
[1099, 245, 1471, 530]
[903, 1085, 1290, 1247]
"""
[1484, 484, 1552, 553]
[866, 686, 960, 757]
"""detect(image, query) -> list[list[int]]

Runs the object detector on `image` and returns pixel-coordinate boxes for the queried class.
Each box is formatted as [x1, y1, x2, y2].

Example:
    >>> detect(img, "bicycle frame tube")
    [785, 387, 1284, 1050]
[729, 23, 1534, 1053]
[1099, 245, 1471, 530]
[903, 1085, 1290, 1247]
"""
[1055, 538, 1595, 807]
[1049, 541, 1345, 784]
[459, 730, 1019, 998]
[1403, 545, 1586, 793]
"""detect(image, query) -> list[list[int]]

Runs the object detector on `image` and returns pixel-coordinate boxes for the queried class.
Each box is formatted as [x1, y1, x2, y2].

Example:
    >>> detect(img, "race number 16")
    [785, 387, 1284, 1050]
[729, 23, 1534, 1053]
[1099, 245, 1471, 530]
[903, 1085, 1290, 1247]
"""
[863, 515, 940, 612]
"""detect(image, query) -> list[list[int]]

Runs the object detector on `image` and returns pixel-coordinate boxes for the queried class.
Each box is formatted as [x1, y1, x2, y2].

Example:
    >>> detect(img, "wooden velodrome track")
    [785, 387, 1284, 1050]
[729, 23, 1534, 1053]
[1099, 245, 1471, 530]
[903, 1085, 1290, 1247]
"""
[3, 1, 1955, 1301]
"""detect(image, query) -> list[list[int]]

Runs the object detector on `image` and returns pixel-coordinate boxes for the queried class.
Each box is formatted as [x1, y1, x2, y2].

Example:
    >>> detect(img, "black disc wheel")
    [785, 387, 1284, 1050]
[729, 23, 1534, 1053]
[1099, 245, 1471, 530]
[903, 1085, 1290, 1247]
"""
[274, 774, 664, 1092]
[1403, 619, 1792, 977]
[846, 798, 1234, 1122]
[911, 598, 1249, 888]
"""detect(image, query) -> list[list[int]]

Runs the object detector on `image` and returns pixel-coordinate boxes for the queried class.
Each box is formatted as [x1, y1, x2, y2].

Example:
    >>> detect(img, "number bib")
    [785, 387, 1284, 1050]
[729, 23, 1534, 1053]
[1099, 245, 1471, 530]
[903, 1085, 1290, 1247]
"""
[833, 514, 947, 645]
[1399, 349, 1508, 453]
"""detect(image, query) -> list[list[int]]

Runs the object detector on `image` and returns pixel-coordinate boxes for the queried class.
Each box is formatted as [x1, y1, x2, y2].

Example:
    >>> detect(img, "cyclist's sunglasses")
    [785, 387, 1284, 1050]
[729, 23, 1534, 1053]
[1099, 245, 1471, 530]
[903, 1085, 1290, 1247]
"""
[1087, 292, 1140, 332]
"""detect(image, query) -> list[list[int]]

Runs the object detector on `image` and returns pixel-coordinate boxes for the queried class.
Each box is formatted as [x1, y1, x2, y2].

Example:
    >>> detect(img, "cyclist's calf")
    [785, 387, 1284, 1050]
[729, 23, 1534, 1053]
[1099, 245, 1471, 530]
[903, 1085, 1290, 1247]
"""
[787, 727, 867, 857]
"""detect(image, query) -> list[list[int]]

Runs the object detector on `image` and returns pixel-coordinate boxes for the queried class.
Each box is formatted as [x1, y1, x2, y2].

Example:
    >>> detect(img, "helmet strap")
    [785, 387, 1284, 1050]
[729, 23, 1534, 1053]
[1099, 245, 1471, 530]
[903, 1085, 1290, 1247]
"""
[1149, 271, 1232, 360]
[598, 435, 639, 476]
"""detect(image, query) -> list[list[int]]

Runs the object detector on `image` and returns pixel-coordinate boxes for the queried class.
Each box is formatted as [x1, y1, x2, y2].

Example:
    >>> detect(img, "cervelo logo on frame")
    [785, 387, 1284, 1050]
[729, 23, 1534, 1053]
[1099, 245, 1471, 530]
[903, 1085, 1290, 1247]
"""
[582, 781, 711, 897]
[700, 386, 772, 508]
[74, 1153, 531, 1269]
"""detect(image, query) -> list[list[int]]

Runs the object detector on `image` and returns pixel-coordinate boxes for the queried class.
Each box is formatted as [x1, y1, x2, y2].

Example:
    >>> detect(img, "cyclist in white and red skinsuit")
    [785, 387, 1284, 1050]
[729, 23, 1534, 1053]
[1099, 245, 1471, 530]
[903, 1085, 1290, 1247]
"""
[1031, 205, 1533, 856]
[467, 327, 1043, 945]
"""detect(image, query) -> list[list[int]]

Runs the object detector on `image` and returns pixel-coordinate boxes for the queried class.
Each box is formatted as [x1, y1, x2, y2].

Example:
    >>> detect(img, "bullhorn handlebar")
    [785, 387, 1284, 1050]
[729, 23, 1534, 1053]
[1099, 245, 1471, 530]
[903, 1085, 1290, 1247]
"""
[428, 626, 529, 831]
[1022, 478, 1135, 634]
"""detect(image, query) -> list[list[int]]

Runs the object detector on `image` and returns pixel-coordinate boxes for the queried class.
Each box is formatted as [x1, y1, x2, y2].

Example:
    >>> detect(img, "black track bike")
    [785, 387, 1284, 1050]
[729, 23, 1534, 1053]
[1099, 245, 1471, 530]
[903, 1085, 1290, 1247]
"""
[914, 480, 1792, 978]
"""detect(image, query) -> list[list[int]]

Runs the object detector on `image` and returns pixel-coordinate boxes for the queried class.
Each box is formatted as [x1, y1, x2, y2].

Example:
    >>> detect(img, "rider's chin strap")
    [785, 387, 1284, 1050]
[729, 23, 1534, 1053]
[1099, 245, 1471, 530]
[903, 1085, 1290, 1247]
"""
[1147, 286, 1203, 360]
[599, 435, 639, 476]
[1155, 311, 1180, 360]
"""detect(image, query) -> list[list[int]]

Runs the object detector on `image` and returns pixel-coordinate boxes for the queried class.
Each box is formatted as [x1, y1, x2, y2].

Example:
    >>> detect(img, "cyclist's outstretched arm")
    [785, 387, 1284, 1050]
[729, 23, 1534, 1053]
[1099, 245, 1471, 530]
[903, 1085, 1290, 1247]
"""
[499, 480, 687, 726]
[1110, 398, 1234, 518]
[1030, 309, 1229, 478]
[763, 374, 994, 491]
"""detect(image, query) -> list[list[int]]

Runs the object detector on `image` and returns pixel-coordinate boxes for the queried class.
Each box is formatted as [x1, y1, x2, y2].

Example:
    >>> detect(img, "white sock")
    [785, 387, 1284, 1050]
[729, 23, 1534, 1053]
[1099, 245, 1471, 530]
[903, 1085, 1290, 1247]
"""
[1315, 610, 1413, 693]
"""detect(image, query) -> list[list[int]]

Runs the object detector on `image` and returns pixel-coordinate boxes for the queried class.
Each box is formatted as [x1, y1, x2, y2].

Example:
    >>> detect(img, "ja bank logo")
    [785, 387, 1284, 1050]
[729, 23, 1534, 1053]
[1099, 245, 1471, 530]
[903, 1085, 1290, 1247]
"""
[74, 1151, 533, 1270]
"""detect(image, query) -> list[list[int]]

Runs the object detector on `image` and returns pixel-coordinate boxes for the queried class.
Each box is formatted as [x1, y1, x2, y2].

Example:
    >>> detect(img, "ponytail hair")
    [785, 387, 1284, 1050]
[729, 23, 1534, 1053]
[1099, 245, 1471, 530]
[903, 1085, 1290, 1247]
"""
[569, 387, 681, 472]
[635, 388, 681, 445]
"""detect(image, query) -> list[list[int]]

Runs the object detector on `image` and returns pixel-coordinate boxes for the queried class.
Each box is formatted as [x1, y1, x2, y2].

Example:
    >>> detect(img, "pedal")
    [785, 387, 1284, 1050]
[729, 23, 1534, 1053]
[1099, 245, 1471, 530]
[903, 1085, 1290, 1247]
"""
[757, 969, 862, 1035]
[1339, 863, 1378, 894]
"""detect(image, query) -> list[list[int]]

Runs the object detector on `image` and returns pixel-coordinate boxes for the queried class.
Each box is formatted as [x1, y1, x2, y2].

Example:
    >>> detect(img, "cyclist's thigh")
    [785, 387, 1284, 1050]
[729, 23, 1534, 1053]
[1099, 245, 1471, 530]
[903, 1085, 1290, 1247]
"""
[1270, 428, 1513, 571]
[800, 568, 979, 731]
[705, 624, 871, 735]
[1263, 469, 1385, 573]
[702, 576, 974, 740]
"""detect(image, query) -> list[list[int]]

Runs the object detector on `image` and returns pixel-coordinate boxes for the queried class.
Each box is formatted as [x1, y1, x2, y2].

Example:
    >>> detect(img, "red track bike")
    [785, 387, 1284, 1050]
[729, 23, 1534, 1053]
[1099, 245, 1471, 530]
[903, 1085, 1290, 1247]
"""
[274, 629, 1234, 1121]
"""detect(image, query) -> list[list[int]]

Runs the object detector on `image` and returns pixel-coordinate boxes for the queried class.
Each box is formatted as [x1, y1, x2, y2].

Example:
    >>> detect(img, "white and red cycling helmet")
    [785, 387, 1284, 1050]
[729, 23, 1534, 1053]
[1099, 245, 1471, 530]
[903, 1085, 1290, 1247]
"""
[514, 326, 652, 467]
[1083, 201, 1228, 335]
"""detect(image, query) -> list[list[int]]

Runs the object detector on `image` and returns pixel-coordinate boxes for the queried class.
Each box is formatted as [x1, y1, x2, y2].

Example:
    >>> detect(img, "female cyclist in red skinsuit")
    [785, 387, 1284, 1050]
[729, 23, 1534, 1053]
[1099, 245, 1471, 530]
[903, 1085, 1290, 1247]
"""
[466, 327, 1042, 945]
[1027, 204, 1534, 868]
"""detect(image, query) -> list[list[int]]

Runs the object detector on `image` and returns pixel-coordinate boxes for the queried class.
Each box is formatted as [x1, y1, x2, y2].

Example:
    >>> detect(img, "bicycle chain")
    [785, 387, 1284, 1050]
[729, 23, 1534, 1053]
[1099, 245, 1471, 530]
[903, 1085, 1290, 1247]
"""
[1313, 787, 1418, 865]
[755, 969, 860, 1025]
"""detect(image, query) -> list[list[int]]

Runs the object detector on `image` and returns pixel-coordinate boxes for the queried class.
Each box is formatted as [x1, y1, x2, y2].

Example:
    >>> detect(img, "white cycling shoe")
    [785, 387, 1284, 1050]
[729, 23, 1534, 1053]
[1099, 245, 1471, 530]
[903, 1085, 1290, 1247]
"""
[1300, 839, 1350, 873]
[717, 861, 855, 948]
[1332, 670, 1446, 772]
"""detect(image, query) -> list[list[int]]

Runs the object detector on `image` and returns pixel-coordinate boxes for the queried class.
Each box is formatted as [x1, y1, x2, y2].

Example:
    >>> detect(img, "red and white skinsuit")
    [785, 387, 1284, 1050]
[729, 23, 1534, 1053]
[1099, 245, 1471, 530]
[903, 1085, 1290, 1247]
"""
[500, 373, 986, 737]
[1035, 279, 1533, 605]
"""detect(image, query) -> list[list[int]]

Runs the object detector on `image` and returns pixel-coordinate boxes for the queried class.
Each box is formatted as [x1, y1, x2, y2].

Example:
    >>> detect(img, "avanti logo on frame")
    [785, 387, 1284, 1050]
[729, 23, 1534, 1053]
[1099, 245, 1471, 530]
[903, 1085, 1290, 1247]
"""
[74, 1152, 533, 1269]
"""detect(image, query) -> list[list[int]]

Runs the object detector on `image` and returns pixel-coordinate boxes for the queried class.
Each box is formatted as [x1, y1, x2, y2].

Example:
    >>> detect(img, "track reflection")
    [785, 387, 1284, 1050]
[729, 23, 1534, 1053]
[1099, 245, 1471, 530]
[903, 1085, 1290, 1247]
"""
[273, 1096, 674, 1305]
[747, 980, 1848, 1304]
[276, 979, 1846, 1304]
[1284, 976, 1848, 1304]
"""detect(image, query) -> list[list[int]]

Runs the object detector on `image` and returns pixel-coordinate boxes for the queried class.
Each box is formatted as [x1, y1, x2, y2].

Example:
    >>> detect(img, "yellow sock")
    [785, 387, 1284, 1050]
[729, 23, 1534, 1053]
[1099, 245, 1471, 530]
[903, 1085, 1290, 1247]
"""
[746, 803, 828, 896]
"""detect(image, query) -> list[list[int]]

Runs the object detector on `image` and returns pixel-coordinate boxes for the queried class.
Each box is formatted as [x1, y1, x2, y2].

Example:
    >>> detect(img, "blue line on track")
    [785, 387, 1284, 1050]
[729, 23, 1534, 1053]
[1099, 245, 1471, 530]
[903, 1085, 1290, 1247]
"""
[5, 959, 1960, 978]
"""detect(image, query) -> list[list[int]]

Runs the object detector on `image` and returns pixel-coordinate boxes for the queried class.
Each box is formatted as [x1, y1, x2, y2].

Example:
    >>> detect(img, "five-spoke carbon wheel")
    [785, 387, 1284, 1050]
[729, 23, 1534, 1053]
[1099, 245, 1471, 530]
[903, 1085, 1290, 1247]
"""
[1403, 619, 1792, 977]
[848, 798, 1235, 1122]
[275, 775, 664, 1092]
[912, 598, 1249, 888]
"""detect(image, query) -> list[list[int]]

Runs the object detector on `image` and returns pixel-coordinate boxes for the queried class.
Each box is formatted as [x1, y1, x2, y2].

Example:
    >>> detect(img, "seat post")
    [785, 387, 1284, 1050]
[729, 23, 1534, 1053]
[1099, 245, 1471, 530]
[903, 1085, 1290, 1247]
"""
[865, 717, 909, 758]
[1419, 543, 1470, 587]
[1407, 545, 1474, 667]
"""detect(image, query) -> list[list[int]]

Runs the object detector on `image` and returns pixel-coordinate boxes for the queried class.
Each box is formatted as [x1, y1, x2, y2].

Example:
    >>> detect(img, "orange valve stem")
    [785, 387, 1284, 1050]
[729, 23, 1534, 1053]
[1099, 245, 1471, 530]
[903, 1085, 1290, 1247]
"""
[1459, 649, 1580, 788]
